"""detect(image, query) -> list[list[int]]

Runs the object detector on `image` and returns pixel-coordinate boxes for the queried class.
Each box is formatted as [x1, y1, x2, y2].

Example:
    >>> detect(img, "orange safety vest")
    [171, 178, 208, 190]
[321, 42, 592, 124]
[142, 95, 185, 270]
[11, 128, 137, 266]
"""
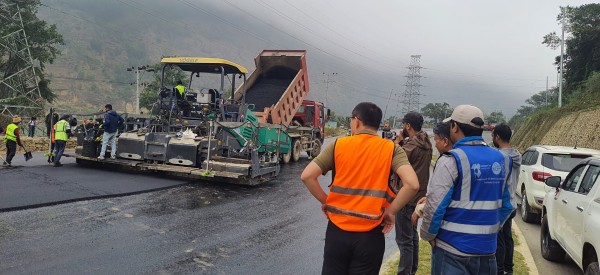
[326, 134, 396, 232]
[51, 124, 56, 143]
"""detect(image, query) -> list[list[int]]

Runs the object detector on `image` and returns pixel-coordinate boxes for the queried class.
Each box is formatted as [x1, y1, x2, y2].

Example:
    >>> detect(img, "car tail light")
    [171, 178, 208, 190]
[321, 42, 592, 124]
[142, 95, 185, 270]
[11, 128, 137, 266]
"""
[532, 171, 552, 182]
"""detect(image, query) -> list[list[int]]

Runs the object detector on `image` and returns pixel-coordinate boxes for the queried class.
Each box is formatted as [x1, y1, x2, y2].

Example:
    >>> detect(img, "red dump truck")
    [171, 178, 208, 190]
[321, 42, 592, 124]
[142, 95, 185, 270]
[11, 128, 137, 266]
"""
[234, 50, 327, 163]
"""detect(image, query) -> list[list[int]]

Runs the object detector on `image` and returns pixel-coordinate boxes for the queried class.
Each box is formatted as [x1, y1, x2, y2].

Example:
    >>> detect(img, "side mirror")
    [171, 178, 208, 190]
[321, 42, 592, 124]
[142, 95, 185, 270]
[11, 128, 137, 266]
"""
[247, 104, 255, 111]
[545, 176, 562, 188]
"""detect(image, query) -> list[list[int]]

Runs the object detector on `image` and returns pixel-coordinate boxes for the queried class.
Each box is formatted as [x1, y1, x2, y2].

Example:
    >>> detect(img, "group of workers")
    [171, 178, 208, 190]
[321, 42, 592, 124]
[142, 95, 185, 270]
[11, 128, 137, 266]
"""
[2, 104, 124, 167]
[301, 102, 521, 275]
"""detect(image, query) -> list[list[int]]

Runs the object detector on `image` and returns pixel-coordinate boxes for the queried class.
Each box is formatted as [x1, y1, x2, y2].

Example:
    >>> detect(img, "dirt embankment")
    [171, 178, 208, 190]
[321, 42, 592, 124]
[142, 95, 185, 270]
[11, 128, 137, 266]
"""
[0, 137, 77, 153]
[512, 106, 600, 152]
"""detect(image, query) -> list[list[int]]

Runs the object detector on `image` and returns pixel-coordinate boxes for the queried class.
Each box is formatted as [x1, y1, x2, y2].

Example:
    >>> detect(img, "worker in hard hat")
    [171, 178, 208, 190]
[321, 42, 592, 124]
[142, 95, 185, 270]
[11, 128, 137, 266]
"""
[3, 115, 24, 166]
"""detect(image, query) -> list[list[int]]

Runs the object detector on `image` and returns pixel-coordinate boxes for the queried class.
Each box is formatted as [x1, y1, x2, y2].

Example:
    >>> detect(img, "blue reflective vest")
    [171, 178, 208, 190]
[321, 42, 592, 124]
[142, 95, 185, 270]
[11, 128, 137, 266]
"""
[436, 136, 513, 255]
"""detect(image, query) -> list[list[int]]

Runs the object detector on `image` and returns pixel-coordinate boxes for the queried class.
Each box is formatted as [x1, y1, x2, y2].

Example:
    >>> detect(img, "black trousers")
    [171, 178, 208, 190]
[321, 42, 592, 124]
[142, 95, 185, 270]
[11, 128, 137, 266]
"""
[322, 221, 385, 275]
[5, 140, 17, 164]
[496, 210, 517, 274]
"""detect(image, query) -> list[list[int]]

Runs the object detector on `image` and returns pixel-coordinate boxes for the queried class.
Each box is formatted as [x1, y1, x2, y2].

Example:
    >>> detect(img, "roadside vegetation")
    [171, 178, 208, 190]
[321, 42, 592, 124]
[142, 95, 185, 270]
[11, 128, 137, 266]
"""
[324, 125, 347, 138]
[381, 230, 530, 275]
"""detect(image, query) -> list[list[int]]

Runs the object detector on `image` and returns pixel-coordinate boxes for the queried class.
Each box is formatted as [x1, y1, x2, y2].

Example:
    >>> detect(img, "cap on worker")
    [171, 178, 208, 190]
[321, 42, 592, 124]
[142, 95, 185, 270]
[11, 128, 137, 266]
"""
[12, 115, 22, 123]
[442, 104, 485, 129]
[402, 112, 424, 128]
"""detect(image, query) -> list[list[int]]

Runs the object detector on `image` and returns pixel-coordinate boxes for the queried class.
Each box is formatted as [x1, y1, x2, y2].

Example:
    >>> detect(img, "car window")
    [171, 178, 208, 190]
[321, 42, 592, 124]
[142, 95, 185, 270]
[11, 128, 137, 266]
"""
[563, 165, 586, 192]
[529, 151, 539, 165]
[522, 151, 533, 165]
[579, 165, 600, 195]
[542, 153, 590, 172]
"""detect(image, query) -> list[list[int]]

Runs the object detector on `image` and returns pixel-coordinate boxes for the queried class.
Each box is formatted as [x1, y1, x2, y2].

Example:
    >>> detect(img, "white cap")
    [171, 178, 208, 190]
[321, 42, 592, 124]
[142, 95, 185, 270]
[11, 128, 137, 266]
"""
[442, 104, 485, 129]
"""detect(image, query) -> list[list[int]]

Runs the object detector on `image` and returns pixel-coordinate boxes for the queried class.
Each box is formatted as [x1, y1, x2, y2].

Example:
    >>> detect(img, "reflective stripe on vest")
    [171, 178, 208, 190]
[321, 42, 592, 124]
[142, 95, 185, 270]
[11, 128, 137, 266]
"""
[326, 134, 395, 232]
[55, 120, 68, 141]
[4, 123, 18, 142]
[436, 139, 510, 255]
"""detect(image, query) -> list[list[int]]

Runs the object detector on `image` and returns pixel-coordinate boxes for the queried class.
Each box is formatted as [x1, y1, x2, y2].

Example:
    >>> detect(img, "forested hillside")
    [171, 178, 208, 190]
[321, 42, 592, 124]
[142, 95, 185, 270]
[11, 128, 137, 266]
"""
[36, 0, 407, 116]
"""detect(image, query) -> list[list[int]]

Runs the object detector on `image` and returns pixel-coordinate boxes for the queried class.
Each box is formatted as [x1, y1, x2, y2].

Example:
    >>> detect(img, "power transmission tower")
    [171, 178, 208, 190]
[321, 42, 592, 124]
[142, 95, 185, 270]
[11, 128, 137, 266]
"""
[401, 55, 423, 113]
[0, 2, 43, 116]
[322, 72, 337, 107]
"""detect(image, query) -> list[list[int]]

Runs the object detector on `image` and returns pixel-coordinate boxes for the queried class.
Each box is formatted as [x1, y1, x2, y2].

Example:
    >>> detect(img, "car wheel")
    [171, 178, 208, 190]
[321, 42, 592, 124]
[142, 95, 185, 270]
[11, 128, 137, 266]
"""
[521, 189, 540, 223]
[291, 139, 301, 162]
[540, 214, 565, 261]
[585, 262, 599, 275]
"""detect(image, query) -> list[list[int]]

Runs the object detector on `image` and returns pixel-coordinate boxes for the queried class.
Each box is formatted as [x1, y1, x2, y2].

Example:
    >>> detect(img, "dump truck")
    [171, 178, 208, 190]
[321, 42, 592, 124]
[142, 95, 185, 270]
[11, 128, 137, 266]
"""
[69, 50, 313, 185]
[234, 50, 327, 163]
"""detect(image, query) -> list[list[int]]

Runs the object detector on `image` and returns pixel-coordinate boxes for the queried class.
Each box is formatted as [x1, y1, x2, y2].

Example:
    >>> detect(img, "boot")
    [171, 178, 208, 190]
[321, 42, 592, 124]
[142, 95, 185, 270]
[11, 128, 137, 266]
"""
[53, 162, 63, 167]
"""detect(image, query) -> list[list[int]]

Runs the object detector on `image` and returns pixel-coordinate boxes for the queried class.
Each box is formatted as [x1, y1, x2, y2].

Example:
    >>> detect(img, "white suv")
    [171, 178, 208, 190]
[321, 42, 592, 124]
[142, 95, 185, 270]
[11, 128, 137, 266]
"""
[517, 145, 600, 223]
[540, 157, 600, 274]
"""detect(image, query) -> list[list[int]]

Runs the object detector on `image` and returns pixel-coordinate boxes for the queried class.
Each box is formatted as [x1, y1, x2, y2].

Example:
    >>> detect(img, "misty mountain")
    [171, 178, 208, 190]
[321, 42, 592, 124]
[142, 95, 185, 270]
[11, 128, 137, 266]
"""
[38, 0, 402, 116]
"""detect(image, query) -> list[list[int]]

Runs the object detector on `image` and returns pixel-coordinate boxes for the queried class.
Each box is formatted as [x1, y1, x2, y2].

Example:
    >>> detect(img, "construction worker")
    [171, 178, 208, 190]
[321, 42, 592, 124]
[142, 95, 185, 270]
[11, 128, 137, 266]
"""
[3, 115, 24, 166]
[175, 80, 186, 97]
[175, 80, 192, 116]
[47, 122, 56, 164]
[301, 102, 419, 275]
[98, 104, 124, 160]
[53, 114, 71, 167]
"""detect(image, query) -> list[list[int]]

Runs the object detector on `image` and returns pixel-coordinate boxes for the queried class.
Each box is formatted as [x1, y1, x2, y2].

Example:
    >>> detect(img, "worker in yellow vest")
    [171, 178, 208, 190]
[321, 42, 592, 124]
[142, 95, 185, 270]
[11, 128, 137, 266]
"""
[175, 80, 186, 97]
[301, 102, 420, 274]
[53, 114, 71, 167]
[3, 115, 24, 166]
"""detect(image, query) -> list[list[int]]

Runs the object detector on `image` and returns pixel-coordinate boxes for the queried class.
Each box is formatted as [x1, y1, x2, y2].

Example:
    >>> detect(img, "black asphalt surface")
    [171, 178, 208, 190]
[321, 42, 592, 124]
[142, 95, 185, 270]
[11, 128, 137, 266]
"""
[0, 138, 399, 274]
[0, 152, 187, 212]
[515, 211, 581, 274]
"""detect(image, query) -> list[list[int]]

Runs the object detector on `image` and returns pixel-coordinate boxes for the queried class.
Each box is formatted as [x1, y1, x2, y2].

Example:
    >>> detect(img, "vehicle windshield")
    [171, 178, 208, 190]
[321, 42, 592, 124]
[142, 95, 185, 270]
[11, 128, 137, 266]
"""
[541, 153, 590, 172]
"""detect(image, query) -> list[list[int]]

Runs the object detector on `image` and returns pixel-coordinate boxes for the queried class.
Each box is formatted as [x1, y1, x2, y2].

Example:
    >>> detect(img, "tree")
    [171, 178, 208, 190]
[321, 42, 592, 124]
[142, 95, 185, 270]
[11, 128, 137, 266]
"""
[0, 0, 64, 104]
[139, 63, 187, 112]
[507, 88, 558, 129]
[421, 102, 451, 124]
[543, 4, 600, 93]
[485, 111, 506, 124]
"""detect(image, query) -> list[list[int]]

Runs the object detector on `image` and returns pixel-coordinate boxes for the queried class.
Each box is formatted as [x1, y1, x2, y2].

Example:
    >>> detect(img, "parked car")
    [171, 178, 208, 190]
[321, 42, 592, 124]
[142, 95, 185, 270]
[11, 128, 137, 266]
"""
[517, 145, 600, 223]
[540, 157, 600, 274]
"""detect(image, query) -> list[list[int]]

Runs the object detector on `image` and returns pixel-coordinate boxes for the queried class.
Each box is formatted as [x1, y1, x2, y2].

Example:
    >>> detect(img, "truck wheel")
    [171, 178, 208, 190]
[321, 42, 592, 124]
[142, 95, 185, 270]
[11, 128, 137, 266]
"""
[541, 214, 565, 261]
[520, 189, 540, 223]
[281, 151, 291, 164]
[292, 139, 301, 162]
[585, 262, 599, 275]
[309, 139, 322, 158]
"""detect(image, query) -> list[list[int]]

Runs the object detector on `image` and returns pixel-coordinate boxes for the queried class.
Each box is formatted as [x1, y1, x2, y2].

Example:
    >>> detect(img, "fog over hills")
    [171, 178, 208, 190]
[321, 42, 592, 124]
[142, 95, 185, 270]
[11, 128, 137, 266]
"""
[38, 0, 574, 117]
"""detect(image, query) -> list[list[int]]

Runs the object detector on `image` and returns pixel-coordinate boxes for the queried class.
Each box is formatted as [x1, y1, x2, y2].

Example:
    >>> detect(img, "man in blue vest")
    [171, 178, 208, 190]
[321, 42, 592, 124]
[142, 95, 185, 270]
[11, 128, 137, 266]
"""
[3, 116, 24, 166]
[420, 105, 513, 275]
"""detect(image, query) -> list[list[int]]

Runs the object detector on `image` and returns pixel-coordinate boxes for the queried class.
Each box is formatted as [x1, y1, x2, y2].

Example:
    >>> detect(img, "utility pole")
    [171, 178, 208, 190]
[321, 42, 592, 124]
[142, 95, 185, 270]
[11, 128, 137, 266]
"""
[558, 16, 567, 108]
[545, 76, 549, 106]
[402, 55, 423, 113]
[126, 65, 154, 114]
[322, 72, 337, 107]
[383, 89, 394, 123]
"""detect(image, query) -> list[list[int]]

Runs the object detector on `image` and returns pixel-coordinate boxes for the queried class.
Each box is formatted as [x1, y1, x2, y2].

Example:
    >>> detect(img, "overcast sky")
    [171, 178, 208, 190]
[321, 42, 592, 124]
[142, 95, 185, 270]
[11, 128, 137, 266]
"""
[200, 0, 595, 117]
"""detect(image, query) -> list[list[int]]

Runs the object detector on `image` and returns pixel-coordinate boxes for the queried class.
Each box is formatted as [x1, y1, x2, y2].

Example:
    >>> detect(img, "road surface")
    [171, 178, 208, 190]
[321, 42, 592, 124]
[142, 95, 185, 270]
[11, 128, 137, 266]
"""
[0, 137, 399, 274]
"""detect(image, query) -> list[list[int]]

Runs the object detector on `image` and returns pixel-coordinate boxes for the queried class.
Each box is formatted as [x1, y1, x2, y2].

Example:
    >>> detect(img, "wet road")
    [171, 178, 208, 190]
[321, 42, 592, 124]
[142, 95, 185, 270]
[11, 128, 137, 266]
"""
[514, 211, 581, 274]
[0, 138, 399, 274]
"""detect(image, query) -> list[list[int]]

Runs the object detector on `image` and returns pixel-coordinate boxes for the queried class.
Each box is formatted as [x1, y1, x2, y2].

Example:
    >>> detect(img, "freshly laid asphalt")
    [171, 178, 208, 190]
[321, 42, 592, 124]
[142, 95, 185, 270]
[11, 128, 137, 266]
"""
[0, 151, 187, 212]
